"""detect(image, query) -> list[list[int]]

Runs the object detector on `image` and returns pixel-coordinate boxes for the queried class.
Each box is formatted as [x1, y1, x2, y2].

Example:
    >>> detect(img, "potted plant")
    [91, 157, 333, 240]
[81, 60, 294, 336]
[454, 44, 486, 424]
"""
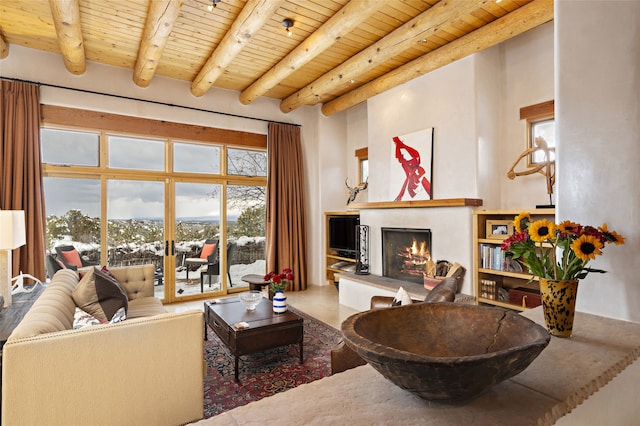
[264, 268, 294, 298]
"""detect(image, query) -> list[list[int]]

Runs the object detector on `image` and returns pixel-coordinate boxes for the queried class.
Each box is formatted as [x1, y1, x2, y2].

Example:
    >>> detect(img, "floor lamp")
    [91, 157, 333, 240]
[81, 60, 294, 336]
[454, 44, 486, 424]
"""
[0, 210, 26, 308]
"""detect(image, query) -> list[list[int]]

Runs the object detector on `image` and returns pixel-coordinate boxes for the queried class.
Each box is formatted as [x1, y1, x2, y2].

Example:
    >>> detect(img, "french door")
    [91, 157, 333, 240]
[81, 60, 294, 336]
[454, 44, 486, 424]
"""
[44, 175, 230, 303]
[173, 181, 225, 299]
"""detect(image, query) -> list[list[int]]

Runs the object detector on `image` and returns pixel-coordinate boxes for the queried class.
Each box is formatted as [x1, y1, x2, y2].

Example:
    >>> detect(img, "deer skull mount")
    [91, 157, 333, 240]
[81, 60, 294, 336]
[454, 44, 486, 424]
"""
[346, 178, 368, 205]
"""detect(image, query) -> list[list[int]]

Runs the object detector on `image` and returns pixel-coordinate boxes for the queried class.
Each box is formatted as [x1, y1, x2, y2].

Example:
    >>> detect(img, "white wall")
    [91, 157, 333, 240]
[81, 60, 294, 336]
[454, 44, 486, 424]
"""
[346, 102, 369, 204]
[499, 22, 555, 208]
[299, 106, 321, 285]
[312, 107, 350, 284]
[556, 1, 640, 323]
[474, 44, 502, 209]
[367, 56, 479, 202]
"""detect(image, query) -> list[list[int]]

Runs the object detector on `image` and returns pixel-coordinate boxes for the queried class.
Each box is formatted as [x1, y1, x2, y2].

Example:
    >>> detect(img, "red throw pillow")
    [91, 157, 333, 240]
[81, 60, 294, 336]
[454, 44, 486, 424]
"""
[200, 243, 216, 259]
[61, 249, 83, 268]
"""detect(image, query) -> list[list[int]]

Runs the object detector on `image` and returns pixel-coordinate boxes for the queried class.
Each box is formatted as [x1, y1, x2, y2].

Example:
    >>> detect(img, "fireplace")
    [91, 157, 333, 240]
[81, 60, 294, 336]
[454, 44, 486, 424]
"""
[382, 227, 432, 284]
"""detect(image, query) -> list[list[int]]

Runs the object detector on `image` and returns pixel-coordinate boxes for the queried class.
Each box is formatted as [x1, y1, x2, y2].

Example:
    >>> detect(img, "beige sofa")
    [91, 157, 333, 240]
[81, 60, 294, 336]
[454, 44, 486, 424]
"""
[2, 265, 204, 426]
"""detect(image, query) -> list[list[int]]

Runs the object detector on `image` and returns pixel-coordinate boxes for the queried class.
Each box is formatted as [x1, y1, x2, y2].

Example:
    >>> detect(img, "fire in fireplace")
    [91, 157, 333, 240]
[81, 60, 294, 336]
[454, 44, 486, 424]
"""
[382, 227, 432, 284]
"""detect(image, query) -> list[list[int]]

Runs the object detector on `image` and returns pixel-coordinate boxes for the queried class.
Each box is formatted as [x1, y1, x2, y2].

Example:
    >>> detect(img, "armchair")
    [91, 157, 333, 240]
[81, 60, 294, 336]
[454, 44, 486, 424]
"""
[200, 242, 237, 292]
[45, 254, 64, 279]
[54, 245, 94, 270]
[184, 239, 218, 280]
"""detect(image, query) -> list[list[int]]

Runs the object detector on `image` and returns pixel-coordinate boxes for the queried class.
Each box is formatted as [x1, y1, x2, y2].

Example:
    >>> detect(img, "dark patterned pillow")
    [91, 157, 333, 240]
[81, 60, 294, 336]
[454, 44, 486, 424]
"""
[109, 307, 127, 323]
[73, 307, 105, 329]
[72, 267, 129, 322]
[73, 307, 127, 329]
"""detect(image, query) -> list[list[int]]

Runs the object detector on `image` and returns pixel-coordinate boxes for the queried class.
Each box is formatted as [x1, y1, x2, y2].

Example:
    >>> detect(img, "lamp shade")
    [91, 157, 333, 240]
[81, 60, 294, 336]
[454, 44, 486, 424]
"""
[0, 210, 26, 250]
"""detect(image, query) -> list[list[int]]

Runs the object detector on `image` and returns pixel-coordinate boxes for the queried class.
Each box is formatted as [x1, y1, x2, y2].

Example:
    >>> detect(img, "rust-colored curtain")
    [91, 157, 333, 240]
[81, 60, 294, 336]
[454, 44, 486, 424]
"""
[266, 123, 307, 291]
[0, 80, 46, 281]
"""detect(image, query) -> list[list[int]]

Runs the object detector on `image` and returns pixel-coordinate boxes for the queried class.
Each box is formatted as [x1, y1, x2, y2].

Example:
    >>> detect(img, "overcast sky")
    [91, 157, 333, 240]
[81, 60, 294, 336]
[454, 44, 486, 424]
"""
[44, 178, 223, 220]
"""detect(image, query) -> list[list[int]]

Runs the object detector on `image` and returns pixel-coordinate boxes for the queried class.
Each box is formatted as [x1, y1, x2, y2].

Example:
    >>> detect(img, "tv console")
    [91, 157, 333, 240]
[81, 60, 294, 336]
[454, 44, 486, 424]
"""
[335, 251, 357, 260]
[324, 211, 359, 285]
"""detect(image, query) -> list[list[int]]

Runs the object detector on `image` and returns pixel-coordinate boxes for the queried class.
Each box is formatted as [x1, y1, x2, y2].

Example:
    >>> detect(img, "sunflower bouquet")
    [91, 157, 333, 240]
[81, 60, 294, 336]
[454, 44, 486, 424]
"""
[500, 212, 624, 281]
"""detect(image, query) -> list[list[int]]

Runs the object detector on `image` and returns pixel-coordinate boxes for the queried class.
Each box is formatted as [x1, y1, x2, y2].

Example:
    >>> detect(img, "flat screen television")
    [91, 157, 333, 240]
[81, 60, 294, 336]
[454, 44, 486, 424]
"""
[328, 216, 359, 258]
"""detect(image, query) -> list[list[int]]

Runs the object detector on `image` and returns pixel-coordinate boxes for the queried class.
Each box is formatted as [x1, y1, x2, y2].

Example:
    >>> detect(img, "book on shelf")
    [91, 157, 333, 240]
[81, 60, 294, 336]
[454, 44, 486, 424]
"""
[480, 244, 507, 271]
[480, 279, 500, 300]
[479, 244, 524, 273]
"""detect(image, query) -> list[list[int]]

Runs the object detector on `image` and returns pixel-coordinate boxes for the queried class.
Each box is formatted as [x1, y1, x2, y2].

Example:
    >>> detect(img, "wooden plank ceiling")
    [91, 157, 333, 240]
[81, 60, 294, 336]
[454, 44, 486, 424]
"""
[0, 0, 553, 116]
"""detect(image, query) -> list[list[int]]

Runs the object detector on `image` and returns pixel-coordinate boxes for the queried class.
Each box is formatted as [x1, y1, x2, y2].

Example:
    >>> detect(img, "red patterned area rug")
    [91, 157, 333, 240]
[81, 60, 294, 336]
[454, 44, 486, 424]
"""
[202, 305, 343, 418]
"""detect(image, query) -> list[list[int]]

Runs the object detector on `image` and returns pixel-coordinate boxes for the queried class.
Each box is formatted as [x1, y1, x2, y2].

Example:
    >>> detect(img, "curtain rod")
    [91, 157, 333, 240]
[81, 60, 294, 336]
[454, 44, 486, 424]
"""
[2, 77, 301, 127]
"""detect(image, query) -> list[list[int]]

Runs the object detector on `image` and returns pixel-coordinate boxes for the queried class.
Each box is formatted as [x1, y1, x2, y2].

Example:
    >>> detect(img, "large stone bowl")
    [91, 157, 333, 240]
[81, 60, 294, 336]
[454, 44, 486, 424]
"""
[341, 302, 550, 402]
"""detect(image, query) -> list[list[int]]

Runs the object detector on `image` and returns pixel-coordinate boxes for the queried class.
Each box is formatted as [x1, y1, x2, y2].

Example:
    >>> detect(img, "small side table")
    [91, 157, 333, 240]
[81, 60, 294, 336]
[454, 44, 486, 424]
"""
[241, 274, 270, 291]
[0, 284, 44, 348]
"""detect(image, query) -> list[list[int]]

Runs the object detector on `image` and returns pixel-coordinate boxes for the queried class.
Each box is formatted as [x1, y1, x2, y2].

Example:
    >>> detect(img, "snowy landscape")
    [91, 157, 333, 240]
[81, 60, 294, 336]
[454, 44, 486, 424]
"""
[48, 220, 266, 298]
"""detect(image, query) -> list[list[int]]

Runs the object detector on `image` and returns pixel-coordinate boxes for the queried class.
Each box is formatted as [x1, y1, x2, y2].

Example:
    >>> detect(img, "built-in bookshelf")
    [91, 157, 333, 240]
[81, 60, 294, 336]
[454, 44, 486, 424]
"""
[472, 208, 555, 311]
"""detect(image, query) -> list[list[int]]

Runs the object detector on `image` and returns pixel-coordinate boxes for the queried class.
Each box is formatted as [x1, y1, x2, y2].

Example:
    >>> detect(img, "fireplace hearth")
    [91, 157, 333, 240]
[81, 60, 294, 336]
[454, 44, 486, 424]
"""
[382, 227, 432, 284]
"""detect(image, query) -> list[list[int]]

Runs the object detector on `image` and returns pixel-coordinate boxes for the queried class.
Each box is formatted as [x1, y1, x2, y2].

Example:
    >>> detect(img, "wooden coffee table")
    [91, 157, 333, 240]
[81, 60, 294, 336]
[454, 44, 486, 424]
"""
[204, 297, 304, 382]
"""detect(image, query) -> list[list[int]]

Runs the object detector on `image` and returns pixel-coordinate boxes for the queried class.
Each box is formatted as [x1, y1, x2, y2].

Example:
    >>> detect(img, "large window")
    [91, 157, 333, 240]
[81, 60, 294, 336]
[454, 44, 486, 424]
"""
[174, 142, 221, 174]
[41, 107, 267, 302]
[227, 147, 267, 177]
[43, 177, 101, 268]
[41, 128, 99, 166]
[355, 147, 368, 184]
[109, 135, 165, 171]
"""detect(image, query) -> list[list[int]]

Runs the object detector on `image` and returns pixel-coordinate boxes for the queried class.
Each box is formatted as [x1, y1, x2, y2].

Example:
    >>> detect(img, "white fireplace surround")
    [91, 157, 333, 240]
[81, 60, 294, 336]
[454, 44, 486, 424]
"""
[358, 207, 474, 296]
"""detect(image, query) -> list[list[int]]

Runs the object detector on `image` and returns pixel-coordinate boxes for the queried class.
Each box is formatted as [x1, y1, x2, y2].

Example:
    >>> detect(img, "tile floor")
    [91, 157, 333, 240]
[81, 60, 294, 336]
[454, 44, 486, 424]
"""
[164, 284, 359, 330]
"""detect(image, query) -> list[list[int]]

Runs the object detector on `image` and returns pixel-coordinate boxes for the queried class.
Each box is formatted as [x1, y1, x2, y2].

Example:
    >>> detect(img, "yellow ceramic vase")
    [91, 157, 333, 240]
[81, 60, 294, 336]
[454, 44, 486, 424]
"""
[539, 279, 579, 338]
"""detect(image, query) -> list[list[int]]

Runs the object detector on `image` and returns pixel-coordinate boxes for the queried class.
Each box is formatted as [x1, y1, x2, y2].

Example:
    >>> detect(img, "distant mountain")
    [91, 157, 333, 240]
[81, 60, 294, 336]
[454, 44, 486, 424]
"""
[109, 215, 239, 223]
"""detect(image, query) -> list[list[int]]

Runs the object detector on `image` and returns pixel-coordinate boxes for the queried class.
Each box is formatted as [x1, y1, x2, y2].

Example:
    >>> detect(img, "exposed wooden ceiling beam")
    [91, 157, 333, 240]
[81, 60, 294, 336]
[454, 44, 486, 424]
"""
[0, 34, 8, 59]
[48, 0, 85, 75]
[238, 0, 385, 105]
[279, 0, 487, 113]
[190, 0, 285, 97]
[321, 0, 554, 116]
[133, 0, 184, 88]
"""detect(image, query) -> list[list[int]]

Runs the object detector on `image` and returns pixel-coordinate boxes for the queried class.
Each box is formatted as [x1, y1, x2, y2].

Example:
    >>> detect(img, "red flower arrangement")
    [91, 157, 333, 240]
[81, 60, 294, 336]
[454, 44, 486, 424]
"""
[264, 268, 294, 292]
